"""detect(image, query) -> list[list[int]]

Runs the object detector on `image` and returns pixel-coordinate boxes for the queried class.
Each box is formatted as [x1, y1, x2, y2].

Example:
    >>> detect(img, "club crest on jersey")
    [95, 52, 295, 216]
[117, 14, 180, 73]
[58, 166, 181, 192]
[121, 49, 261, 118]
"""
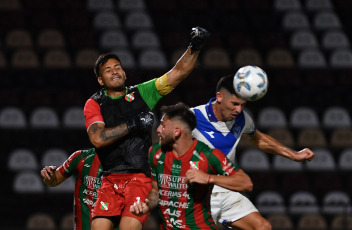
[100, 201, 109, 210]
[125, 93, 135, 102]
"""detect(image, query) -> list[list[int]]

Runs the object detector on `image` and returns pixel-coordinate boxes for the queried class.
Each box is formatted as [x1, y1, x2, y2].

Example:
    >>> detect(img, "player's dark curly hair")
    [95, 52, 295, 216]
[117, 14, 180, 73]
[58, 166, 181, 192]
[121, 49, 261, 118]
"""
[216, 75, 236, 94]
[160, 102, 197, 131]
[94, 53, 121, 78]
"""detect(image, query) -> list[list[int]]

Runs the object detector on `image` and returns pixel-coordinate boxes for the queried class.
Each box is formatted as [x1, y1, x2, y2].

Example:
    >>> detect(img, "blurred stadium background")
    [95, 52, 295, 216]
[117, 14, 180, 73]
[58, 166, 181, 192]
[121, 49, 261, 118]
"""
[1, 0, 352, 229]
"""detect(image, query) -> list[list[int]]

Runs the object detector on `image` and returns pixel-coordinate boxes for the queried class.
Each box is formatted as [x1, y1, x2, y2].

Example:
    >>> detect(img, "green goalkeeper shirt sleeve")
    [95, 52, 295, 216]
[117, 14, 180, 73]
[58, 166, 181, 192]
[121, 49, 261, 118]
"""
[137, 78, 163, 111]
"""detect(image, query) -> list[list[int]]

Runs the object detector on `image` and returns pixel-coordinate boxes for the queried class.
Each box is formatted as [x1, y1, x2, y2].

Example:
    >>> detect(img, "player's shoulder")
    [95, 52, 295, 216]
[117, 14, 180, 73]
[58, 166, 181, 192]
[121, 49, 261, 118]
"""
[195, 139, 215, 155]
[70, 148, 95, 160]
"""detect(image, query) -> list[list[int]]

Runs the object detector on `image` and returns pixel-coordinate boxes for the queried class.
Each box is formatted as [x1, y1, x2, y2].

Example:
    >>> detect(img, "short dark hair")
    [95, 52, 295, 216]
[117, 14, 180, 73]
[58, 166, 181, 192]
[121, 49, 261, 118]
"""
[216, 75, 236, 95]
[161, 102, 197, 131]
[94, 53, 121, 78]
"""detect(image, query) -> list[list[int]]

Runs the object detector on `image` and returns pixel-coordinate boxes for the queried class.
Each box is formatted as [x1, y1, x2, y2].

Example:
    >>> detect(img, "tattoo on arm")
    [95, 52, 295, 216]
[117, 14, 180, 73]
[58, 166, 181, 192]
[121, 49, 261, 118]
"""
[147, 189, 159, 210]
[100, 123, 128, 141]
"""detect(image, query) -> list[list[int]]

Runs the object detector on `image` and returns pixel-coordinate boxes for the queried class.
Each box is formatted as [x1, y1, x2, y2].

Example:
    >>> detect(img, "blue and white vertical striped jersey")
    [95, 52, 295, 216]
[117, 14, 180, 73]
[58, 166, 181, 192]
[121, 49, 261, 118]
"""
[191, 98, 256, 192]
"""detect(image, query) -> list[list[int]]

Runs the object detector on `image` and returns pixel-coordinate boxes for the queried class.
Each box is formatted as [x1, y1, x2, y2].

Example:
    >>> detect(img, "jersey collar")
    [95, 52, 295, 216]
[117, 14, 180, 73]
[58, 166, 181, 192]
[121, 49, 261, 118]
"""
[205, 97, 218, 122]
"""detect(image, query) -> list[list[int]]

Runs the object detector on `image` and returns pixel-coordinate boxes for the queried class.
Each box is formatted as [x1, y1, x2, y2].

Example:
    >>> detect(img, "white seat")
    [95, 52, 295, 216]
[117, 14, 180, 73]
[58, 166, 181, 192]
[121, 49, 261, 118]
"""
[273, 155, 303, 171]
[322, 31, 350, 50]
[47, 176, 75, 193]
[62, 106, 85, 128]
[86, 0, 114, 11]
[99, 30, 129, 49]
[322, 191, 351, 214]
[257, 107, 287, 129]
[117, 0, 146, 11]
[298, 49, 327, 68]
[75, 48, 100, 68]
[305, 148, 335, 170]
[256, 191, 286, 214]
[0, 107, 27, 128]
[289, 191, 319, 214]
[30, 107, 60, 128]
[125, 11, 153, 30]
[290, 30, 319, 50]
[274, 0, 301, 11]
[282, 11, 310, 30]
[290, 107, 320, 128]
[239, 148, 270, 171]
[338, 148, 352, 170]
[131, 30, 160, 49]
[138, 49, 168, 69]
[322, 106, 351, 128]
[111, 49, 136, 69]
[8, 148, 38, 171]
[93, 11, 121, 30]
[330, 49, 352, 68]
[305, 0, 333, 11]
[41, 148, 68, 167]
[313, 11, 342, 30]
[13, 171, 44, 193]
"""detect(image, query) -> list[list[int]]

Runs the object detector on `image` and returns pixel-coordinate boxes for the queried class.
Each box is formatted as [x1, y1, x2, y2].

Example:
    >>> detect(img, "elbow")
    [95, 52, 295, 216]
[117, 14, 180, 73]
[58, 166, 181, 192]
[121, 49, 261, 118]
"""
[89, 136, 105, 149]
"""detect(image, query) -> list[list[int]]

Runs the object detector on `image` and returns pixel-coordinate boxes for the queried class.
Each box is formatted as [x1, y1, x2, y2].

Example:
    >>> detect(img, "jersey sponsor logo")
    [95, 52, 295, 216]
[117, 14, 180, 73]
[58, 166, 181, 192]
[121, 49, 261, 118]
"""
[84, 176, 101, 189]
[158, 160, 164, 165]
[100, 201, 109, 210]
[125, 93, 135, 102]
[83, 198, 95, 206]
[159, 190, 190, 200]
[82, 189, 98, 198]
[158, 174, 188, 190]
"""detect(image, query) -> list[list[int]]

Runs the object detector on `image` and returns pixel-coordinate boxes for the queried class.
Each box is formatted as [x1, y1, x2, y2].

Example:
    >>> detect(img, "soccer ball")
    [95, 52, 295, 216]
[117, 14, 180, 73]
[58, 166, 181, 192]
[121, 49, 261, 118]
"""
[233, 65, 269, 101]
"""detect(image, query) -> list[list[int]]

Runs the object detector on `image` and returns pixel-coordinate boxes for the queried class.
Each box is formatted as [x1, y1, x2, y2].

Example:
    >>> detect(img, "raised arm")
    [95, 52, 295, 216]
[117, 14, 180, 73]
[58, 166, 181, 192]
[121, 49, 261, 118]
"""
[246, 130, 314, 162]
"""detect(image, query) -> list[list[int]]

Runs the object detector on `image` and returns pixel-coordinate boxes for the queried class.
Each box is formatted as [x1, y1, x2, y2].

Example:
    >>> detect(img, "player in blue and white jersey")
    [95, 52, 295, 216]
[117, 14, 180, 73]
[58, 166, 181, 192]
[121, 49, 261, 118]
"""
[191, 75, 315, 230]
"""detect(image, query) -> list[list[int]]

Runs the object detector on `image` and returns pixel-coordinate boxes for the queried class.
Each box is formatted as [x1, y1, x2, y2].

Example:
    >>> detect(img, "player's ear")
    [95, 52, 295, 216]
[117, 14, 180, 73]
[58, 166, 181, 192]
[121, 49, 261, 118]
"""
[216, 91, 222, 103]
[97, 76, 104, 86]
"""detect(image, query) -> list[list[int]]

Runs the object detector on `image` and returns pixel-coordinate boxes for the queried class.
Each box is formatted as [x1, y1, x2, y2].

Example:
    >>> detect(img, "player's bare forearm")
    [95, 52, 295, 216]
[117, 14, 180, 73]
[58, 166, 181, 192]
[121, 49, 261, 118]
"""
[146, 186, 159, 211]
[209, 169, 253, 192]
[88, 122, 129, 148]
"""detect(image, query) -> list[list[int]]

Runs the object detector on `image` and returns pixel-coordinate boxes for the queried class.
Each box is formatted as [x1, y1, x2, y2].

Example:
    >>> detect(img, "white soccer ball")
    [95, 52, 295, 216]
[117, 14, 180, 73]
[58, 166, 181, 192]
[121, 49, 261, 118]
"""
[233, 65, 269, 101]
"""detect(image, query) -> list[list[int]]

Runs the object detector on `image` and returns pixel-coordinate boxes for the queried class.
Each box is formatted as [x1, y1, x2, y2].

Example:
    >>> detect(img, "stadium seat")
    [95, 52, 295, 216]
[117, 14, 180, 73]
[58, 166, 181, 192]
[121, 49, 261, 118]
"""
[75, 48, 99, 69]
[255, 191, 286, 214]
[282, 11, 310, 30]
[0, 0, 21, 10]
[0, 106, 27, 128]
[131, 30, 161, 49]
[202, 48, 231, 69]
[322, 191, 351, 214]
[99, 30, 129, 50]
[272, 155, 303, 171]
[289, 107, 320, 128]
[267, 128, 295, 148]
[330, 49, 352, 68]
[29, 107, 60, 128]
[60, 213, 73, 230]
[43, 49, 71, 69]
[338, 148, 352, 170]
[13, 171, 44, 193]
[305, 0, 333, 11]
[290, 30, 319, 50]
[11, 49, 40, 68]
[267, 213, 294, 230]
[0, 51, 7, 68]
[322, 106, 351, 128]
[93, 11, 121, 30]
[26, 213, 56, 230]
[297, 213, 328, 230]
[62, 106, 85, 129]
[321, 31, 350, 50]
[305, 148, 335, 170]
[5, 29, 33, 48]
[117, 0, 146, 11]
[47, 176, 75, 193]
[257, 107, 287, 129]
[330, 128, 352, 149]
[138, 49, 168, 69]
[238, 148, 270, 171]
[330, 214, 352, 230]
[37, 29, 66, 48]
[274, 0, 301, 11]
[41, 148, 68, 167]
[86, 0, 113, 11]
[234, 48, 263, 67]
[111, 49, 136, 69]
[124, 11, 153, 30]
[297, 128, 327, 148]
[266, 48, 295, 68]
[297, 49, 327, 68]
[7, 148, 38, 171]
[313, 11, 342, 30]
[289, 191, 319, 214]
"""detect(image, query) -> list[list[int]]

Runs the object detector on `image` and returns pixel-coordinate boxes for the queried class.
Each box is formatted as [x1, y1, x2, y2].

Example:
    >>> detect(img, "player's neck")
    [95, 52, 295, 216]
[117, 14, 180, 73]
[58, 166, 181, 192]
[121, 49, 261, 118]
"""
[106, 88, 126, 98]
[212, 103, 225, 122]
[172, 136, 194, 157]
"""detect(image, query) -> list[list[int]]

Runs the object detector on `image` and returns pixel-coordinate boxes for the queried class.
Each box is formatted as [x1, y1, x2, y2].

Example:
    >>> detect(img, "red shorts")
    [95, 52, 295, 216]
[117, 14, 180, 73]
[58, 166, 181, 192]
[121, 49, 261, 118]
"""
[92, 173, 152, 225]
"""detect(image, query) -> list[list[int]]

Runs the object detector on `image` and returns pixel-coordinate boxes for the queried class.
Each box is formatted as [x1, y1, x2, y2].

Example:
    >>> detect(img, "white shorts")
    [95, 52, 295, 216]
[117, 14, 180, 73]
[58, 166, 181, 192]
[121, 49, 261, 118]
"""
[211, 190, 258, 225]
